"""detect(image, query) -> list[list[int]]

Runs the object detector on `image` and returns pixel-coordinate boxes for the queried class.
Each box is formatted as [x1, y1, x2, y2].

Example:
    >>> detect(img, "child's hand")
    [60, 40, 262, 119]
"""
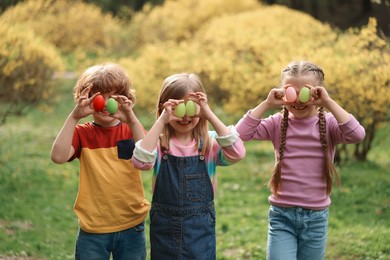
[188, 92, 210, 118]
[308, 85, 332, 107]
[161, 99, 186, 124]
[109, 95, 136, 123]
[72, 84, 96, 120]
[265, 87, 287, 107]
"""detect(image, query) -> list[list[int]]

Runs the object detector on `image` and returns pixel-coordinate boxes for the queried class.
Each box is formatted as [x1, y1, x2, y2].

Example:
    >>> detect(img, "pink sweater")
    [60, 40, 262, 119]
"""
[236, 111, 365, 210]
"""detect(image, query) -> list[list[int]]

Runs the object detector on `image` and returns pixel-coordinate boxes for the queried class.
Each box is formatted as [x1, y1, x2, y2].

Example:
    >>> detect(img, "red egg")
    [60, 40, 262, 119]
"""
[285, 87, 297, 102]
[93, 95, 105, 111]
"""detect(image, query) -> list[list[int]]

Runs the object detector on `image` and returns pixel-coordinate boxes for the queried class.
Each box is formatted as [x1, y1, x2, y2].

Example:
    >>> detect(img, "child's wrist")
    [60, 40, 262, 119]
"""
[157, 117, 168, 126]
[323, 98, 335, 110]
[70, 110, 82, 121]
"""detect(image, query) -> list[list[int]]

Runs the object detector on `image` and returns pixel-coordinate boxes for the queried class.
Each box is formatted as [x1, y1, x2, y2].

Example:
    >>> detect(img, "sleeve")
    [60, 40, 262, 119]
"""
[214, 125, 239, 147]
[69, 125, 82, 161]
[235, 110, 280, 141]
[131, 140, 157, 170]
[210, 126, 246, 166]
[328, 114, 366, 144]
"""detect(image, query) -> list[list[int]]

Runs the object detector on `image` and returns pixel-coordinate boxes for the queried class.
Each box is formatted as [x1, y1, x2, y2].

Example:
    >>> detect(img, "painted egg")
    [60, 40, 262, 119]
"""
[285, 87, 297, 102]
[185, 100, 197, 116]
[174, 103, 186, 118]
[106, 98, 118, 114]
[93, 95, 105, 112]
[298, 87, 310, 103]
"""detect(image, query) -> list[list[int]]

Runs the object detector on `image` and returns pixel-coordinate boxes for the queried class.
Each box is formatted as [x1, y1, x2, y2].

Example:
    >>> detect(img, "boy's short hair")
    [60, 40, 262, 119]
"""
[73, 63, 135, 103]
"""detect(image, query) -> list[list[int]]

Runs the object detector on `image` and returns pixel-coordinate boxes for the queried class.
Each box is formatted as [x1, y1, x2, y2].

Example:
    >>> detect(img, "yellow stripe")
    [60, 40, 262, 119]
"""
[74, 147, 150, 233]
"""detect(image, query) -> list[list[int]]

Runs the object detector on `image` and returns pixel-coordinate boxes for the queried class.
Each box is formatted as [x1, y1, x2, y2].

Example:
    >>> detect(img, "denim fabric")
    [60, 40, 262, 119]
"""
[267, 205, 328, 260]
[150, 152, 216, 260]
[75, 222, 146, 260]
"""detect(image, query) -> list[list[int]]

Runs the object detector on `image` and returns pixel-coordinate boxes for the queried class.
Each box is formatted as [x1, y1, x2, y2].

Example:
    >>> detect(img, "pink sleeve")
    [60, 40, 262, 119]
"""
[131, 157, 154, 170]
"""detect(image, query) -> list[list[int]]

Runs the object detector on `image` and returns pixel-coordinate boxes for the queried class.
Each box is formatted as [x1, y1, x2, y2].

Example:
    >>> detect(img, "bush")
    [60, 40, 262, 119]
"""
[321, 18, 390, 160]
[0, 0, 131, 70]
[0, 21, 64, 124]
[130, 0, 259, 46]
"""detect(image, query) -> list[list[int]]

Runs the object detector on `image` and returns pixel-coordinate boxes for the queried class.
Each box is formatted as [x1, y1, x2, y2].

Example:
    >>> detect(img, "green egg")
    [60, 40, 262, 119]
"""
[175, 103, 186, 118]
[298, 87, 310, 103]
[106, 98, 118, 114]
[185, 100, 197, 116]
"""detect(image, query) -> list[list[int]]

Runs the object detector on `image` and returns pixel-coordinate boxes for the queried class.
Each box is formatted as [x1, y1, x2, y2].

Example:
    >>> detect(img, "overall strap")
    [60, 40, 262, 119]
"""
[198, 137, 205, 161]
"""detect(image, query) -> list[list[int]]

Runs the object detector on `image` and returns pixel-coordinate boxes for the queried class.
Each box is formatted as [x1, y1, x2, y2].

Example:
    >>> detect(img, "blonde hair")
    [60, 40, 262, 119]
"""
[73, 63, 135, 103]
[269, 61, 340, 196]
[156, 73, 210, 154]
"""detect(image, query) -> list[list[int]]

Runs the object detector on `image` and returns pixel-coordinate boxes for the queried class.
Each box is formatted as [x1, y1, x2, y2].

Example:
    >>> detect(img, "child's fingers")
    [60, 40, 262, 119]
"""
[81, 83, 93, 96]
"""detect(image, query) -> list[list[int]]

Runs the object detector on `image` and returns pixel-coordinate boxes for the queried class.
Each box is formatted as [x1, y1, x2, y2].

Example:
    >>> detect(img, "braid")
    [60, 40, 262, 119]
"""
[318, 107, 341, 194]
[268, 107, 289, 195]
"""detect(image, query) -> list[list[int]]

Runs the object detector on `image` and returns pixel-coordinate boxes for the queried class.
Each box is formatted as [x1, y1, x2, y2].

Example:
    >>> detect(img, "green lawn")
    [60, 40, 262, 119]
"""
[0, 79, 389, 259]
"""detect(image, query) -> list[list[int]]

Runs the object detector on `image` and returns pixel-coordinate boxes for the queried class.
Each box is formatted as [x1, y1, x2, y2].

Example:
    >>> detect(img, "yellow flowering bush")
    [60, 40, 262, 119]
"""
[130, 0, 259, 46]
[0, 0, 129, 70]
[0, 21, 64, 124]
[320, 18, 390, 160]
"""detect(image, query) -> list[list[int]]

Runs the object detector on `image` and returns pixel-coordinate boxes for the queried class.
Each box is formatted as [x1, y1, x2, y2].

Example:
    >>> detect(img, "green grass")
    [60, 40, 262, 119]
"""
[0, 79, 389, 259]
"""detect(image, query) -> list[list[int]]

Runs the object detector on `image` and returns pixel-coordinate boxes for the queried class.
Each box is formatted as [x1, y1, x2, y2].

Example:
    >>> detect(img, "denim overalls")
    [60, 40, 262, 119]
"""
[150, 144, 216, 260]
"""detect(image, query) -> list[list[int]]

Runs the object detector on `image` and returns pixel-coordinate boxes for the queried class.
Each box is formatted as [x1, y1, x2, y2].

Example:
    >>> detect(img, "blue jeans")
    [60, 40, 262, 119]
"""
[267, 205, 328, 260]
[75, 222, 146, 260]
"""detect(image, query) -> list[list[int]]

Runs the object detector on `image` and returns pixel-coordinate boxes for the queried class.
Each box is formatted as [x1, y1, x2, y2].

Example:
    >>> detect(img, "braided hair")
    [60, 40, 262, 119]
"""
[268, 61, 340, 195]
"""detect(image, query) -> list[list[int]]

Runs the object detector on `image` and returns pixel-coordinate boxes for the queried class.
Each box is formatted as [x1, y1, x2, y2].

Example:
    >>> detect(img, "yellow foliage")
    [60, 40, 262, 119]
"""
[187, 5, 338, 115]
[0, 0, 128, 70]
[0, 21, 64, 106]
[120, 41, 201, 114]
[130, 0, 259, 46]
[321, 18, 390, 128]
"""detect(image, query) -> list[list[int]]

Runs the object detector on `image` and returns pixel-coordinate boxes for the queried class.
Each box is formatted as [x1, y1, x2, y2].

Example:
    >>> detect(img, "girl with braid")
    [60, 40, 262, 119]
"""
[235, 61, 365, 260]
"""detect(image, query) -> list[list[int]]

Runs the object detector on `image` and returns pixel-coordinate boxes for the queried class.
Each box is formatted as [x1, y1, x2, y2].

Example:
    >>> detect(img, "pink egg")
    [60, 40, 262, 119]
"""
[285, 87, 297, 102]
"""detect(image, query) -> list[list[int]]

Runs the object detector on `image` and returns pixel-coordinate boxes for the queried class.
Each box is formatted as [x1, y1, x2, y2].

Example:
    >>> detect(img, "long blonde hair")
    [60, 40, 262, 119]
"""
[156, 73, 210, 154]
[268, 61, 340, 195]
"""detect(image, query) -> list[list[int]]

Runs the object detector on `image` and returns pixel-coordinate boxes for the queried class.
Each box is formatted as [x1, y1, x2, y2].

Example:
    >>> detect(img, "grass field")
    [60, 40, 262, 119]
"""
[0, 79, 389, 259]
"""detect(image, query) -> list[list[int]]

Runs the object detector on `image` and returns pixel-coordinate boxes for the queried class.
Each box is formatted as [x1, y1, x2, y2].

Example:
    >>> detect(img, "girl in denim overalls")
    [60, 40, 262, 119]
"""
[132, 73, 246, 259]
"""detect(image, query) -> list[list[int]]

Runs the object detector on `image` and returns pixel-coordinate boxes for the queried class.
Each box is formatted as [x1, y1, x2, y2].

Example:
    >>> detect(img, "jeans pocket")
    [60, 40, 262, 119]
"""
[268, 206, 287, 229]
[308, 210, 328, 239]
